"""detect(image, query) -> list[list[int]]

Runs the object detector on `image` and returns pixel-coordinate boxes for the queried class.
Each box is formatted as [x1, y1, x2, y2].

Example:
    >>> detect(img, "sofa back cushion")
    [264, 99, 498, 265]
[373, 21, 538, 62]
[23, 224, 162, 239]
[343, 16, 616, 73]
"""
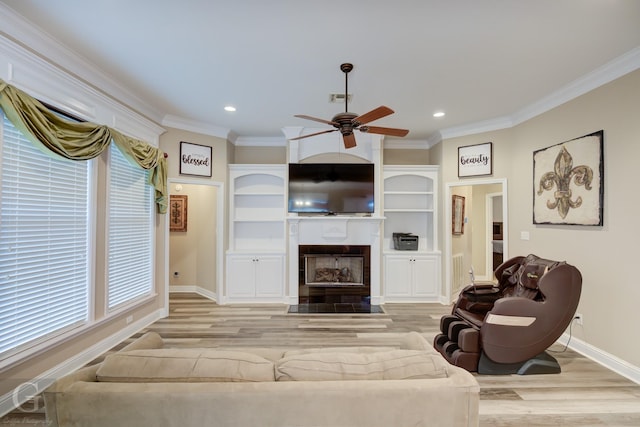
[275, 350, 449, 381]
[96, 349, 275, 382]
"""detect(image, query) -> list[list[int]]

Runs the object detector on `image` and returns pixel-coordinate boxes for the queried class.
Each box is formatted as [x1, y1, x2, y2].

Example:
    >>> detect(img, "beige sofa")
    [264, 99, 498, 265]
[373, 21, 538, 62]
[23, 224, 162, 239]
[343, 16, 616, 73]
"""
[44, 331, 479, 427]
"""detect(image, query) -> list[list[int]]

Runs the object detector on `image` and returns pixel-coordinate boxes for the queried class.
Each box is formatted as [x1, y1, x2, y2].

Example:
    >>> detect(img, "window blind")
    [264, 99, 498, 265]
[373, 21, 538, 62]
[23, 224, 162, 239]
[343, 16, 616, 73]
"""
[107, 145, 153, 310]
[0, 113, 90, 357]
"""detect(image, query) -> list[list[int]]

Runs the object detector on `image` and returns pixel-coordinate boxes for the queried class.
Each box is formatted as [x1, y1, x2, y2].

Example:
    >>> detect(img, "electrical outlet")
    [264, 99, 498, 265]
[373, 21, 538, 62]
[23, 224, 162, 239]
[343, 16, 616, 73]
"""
[126, 315, 133, 324]
[574, 313, 583, 325]
[173, 271, 179, 277]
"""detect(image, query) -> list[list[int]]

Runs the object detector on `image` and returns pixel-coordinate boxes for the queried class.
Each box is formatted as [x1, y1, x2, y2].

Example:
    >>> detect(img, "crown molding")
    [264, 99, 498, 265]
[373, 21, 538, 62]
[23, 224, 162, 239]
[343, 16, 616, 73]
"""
[162, 114, 233, 141]
[439, 46, 640, 140]
[439, 116, 514, 140]
[234, 136, 287, 147]
[511, 46, 640, 126]
[0, 2, 165, 125]
[382, 138, 431, 150]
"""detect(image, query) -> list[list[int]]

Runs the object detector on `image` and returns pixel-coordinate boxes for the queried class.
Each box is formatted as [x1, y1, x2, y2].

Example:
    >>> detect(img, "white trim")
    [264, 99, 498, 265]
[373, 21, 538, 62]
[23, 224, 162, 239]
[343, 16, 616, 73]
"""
[439, 47, 640, 140]
[0, 2, 165, 125]
[162, 114, 232, 140]
[383, 138, 432, 150]
[557, 333, 640, 385]
[0, 34, 164, 145]
[0, 308, 165, 418]
[440, 116, 514, 140]
[512, 46, 640, 127]
[234, 136, 287, 147]
[169, 286, 218, 301]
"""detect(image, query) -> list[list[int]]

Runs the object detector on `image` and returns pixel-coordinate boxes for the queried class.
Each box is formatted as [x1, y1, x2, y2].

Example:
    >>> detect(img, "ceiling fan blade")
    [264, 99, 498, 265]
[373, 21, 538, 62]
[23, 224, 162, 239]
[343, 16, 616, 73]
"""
[353, 106, 394, 125]
[360, 126, 409, 137]
[294, 114, 338, 126]
[342, 133, 357, 149]
[289, 129, 337, 141]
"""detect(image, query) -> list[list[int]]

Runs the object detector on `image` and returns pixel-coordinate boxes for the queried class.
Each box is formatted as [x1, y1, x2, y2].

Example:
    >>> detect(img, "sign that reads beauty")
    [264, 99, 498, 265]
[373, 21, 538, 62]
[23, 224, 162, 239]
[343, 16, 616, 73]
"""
[179, 141, 212, 177]
[458, 142, 493, 177]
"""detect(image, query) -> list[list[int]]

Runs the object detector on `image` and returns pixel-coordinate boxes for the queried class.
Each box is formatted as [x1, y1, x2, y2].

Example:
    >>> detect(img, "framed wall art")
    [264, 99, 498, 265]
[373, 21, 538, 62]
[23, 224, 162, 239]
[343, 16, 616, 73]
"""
[169, 195, 188, 232]
[179, 141, 212, 177]
[533, 130, 604, 226]
[458, 142, 492, 177]
[452, 195, 465, 235]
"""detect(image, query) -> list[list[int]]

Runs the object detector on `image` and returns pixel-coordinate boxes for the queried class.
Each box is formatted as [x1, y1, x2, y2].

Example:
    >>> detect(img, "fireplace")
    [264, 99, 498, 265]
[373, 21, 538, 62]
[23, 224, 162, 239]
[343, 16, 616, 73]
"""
[298, 245, 370, 305]
[286, 216, 384, 307]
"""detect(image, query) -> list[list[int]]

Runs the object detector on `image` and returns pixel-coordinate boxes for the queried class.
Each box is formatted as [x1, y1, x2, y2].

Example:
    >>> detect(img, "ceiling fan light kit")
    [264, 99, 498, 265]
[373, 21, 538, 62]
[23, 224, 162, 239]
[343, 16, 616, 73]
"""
[293, 63, 409, 148]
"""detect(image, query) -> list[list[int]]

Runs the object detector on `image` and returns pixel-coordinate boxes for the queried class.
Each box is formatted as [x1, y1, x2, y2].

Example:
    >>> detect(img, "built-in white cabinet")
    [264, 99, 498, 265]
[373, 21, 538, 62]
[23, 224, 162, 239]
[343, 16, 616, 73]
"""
[382, 166, 438, 252]
[226, 254, 284, 301]
[225, 164, 442, 303]
[382, 166, 440, 302]
[384, 254, 440, 301]
[228, 165, 286, 252]
[226, 165, 286, 302]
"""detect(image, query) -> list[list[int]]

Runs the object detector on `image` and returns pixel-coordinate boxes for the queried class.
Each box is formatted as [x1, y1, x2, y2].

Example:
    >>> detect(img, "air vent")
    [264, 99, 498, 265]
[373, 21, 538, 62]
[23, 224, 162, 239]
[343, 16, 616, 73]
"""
[329, 93, 352, 103]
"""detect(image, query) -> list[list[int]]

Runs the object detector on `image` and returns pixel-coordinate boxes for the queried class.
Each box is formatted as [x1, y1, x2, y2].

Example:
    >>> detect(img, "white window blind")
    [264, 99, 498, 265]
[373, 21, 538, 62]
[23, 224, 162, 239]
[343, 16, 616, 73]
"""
[0, 112, 90, 357]
[107, 144, 153, 310]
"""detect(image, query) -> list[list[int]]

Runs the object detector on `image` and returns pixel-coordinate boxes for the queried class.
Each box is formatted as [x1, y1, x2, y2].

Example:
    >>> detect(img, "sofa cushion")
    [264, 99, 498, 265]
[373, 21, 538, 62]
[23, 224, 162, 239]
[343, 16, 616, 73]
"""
[283, 346, 397, 358]
[275, 350, 449, 381]
[96, 349, 275, 383]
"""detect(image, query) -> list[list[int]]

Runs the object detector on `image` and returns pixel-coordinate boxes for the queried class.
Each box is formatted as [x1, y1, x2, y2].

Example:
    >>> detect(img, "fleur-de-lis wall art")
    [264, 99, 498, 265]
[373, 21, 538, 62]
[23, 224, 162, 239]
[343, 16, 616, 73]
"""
[533, 131, 604, 226]
[537, 146, 593, 219]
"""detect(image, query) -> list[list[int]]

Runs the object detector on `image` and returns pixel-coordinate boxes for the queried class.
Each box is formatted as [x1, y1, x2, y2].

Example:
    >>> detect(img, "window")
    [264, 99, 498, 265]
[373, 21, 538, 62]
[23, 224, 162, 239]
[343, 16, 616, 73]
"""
[107, 144, 154, 310]
[0, 112, 90, 358]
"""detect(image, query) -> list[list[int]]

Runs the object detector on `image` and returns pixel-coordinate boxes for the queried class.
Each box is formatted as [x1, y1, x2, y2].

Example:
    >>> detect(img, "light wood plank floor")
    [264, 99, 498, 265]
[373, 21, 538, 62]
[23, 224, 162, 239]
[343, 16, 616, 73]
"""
[3, 292, 640, 426]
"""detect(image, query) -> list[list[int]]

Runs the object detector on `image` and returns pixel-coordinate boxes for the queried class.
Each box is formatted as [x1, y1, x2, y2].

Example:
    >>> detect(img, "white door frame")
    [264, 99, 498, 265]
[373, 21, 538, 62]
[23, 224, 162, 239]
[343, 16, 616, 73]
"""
[444, 178, 508, 303]
[164, 178, 224, 308]
[485, 192, 503, 279]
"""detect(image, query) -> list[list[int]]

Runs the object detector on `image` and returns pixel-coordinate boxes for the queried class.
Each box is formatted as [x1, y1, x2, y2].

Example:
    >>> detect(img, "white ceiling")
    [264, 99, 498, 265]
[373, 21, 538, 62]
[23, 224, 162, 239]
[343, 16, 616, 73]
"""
[2, 0, 640, 145]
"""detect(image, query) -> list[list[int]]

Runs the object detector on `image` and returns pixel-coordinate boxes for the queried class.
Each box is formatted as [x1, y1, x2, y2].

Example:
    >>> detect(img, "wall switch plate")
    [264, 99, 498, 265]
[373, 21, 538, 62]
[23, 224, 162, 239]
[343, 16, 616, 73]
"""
[520, 231, 530, 240]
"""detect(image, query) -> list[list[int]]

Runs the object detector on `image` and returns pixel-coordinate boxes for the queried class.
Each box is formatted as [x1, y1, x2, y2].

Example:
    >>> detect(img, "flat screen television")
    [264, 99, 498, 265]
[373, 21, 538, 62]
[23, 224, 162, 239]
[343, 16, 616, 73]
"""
[288, 163, 374, 214]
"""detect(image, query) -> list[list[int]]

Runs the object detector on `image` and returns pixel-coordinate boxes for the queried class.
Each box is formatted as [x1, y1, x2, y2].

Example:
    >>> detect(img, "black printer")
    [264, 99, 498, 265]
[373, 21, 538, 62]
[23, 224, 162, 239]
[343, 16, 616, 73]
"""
[392, 233, 419, 250]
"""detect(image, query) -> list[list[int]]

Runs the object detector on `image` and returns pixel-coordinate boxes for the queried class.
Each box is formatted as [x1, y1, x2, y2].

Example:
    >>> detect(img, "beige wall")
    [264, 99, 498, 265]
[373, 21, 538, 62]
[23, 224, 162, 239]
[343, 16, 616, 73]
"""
[383, 148, 431, 165]
[160, 129, 229, 183]
[439, 69, 640, 368]
[233, 146, 286, 164]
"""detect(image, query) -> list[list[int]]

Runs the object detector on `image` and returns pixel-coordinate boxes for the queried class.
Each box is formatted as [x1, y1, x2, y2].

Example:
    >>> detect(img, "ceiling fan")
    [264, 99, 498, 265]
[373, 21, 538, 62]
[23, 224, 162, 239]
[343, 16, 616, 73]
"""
[291, 63, 409, 149]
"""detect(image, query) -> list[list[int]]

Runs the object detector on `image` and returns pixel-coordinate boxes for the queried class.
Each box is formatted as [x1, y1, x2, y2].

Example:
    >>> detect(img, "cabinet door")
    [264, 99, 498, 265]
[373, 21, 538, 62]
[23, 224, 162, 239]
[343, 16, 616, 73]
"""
[227, 256, 257, 298]
[412, 256, 438, 298]
[384, 256, 412, 297]
[255, 255, 284, 298]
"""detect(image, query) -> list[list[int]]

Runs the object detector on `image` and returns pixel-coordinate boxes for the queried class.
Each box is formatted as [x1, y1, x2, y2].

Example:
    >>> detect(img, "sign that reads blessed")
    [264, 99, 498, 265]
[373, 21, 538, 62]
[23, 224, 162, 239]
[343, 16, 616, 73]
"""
[179, 141, 212, 177]
[458, 142, 493, 177]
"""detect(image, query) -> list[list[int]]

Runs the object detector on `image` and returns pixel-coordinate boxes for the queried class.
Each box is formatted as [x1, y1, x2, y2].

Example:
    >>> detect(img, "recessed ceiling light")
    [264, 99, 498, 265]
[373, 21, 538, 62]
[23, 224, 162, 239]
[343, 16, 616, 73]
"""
[433, 111, 445, 118]
[224, 105, 236, 112]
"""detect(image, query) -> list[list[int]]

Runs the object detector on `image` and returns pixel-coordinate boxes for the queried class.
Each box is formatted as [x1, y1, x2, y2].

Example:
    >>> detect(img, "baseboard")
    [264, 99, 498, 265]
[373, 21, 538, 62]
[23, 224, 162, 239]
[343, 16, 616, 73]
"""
[0, 308, 165, 418]
[558, 332, 640, 385]
[169, 285, 217, 302]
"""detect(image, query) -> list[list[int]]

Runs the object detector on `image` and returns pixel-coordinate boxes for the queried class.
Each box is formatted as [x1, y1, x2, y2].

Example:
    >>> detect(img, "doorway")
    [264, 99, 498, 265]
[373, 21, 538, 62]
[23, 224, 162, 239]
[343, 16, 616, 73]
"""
[444, 178, 508, 303]
[166, 178, 224, 306]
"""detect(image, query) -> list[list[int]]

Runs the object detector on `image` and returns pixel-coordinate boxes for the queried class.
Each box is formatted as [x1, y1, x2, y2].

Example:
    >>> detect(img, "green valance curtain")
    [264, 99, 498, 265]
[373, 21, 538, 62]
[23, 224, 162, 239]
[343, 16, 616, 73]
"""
[0, 79, 167, 213]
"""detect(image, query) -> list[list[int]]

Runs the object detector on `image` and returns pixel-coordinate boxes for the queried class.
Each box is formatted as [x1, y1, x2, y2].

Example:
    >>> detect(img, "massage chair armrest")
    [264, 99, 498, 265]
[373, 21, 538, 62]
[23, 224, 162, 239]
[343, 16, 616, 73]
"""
[480, 297, 557, 364]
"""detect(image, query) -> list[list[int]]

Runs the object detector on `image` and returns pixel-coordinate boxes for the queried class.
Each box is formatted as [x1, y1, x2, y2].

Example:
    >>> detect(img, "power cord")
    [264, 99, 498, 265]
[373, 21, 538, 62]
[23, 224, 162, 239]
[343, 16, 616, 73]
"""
[548, 315, 579, 353]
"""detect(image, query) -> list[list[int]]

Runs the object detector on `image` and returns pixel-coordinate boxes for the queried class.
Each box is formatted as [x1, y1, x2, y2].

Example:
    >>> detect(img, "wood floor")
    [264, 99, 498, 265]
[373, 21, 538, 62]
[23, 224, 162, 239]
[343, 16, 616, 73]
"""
[3, 292, 640, 426]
